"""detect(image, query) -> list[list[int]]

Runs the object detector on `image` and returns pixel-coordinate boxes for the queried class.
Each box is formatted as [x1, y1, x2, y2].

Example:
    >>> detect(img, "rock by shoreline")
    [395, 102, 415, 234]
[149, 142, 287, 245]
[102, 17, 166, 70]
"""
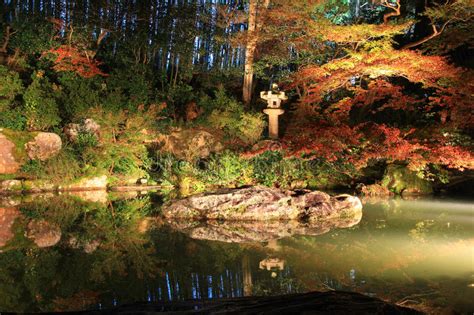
[162, 186, 362, 222]
[0, 176, 162, 195]
[0, 176, 109, 194]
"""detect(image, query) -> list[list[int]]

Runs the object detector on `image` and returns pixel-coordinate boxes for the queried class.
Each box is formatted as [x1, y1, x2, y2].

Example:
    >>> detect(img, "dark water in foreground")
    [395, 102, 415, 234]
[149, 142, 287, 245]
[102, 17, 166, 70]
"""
[0, 193, 473, 313]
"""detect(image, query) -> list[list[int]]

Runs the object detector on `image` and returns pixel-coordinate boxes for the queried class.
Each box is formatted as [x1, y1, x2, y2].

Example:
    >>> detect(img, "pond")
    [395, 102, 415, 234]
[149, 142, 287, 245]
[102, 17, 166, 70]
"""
[0, 192, 473, 313]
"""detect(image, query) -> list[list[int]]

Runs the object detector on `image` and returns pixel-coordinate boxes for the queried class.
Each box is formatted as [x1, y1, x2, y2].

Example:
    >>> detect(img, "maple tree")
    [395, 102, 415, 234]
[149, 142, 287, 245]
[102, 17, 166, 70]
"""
[241, 0, 474, 180]
[39, 19, 108, 78]
[44, 45, 107, 78]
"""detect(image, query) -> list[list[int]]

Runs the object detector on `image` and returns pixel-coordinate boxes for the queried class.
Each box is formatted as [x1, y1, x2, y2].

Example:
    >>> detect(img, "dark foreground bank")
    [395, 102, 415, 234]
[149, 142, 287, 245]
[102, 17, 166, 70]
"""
[4, 291, 419, 315]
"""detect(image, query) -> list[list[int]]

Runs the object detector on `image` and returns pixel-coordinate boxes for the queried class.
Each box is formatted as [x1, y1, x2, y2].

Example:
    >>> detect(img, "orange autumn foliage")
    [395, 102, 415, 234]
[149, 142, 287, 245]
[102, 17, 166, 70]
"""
[292, 48, 462, 104]
[276, 122, 474, 172]
[45, 45, 107, 78]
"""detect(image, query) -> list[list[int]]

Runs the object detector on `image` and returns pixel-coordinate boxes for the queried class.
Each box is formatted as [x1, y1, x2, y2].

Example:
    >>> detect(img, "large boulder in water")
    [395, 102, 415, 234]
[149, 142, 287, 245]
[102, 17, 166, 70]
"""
[162, 186, 362, 223]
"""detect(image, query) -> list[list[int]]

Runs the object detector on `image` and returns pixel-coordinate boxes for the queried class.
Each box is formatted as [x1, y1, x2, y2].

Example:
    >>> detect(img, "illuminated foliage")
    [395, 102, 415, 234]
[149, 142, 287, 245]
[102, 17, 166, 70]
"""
[44, 45, 107, 78]
[273, 1, 474, 179]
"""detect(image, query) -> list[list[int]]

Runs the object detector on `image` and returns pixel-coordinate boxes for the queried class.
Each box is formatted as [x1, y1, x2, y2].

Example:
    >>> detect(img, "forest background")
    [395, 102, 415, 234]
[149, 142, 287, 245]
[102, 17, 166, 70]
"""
[0, 0, 473, 195]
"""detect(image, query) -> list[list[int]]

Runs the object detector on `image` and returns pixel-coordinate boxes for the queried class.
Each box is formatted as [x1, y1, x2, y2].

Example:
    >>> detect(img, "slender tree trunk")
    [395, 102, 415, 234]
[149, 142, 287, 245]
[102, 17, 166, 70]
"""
[242, 254, 253, 296]
[243, 0, 270, 106]
[353, 0, 361, 18]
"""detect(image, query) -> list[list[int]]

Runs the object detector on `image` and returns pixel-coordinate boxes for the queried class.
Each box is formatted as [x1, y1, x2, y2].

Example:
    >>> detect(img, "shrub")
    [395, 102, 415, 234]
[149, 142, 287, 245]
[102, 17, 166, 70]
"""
[206, 88, 265, 145]
[57, 73, 101, 120]
[19, 147, 82, 183]
[9, 19, 58, 55]
[0, 65, 23, 111]
[0, 65, 26, 130]
[0, 107, 27, 130]
[20, 159, 44, 177]
[199, 151, 253, 187]
[74, 132, 99, 152]
[153, 150, 329, 193]
[105, 68, 153, 110]
[23, 72, 61, 130]
[74, 106, 160, 180]
[251, 151, 315, 188]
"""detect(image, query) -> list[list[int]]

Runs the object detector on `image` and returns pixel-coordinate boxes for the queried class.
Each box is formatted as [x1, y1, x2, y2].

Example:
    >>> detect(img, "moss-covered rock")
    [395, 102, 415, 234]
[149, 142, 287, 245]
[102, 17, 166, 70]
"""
[0, 129, 62, 175]
[382, 164, 433, 195]
[22, 180, 56, 193]
[0, 128, 36, 163]
[0, 133, 21, 174]
[155, 128, 224, 161]
[163, 186, 362, 222]
[60, 175, 108, 191]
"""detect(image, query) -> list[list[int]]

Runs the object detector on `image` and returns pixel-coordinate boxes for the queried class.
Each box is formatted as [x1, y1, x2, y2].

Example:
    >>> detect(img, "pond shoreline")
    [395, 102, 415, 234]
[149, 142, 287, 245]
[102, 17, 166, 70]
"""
[0, 179, 162, 195]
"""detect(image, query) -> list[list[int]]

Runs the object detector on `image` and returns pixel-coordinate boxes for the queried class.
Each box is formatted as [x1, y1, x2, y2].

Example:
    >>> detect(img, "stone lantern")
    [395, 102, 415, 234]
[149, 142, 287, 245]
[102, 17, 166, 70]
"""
[261, 84, 287, 139]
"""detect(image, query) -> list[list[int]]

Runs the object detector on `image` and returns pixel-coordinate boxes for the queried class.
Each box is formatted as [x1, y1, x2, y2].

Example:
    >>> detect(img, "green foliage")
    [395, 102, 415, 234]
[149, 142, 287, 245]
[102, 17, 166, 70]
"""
[251, 151, 315, 188]
[9, 19, 58, 55]
[74, 132, 99, 151]
[39, 148, 83, 183]
[199, 151, 253, 187]
[57, 73, 101, 119]
[22, 72, 60, 130]
[314, 0, 350, 23]
[0, 66, 23, 111]
[0, 107, 27, 130]
[160, 83, 196, 118]
[0, 66, 25, 130]
[74, 106, 159, 182]
[20, 147, 82, 183]
[154, 149, 350, 194]
[381, 164, 433, 195]
[205, 88, 266, 145]
[19, 159, 44, 175]
[105, 68, 154, 110]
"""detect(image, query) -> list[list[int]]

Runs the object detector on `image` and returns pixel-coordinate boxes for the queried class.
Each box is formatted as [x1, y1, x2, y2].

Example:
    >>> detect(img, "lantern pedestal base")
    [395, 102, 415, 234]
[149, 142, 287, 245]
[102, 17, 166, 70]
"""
[263, 108, 285, 139]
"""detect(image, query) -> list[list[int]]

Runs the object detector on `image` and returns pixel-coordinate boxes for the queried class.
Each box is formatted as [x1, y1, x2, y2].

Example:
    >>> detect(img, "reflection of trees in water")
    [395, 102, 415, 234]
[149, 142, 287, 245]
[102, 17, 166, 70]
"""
[0, 196, 472, 313]
[0, 195, 159, 312]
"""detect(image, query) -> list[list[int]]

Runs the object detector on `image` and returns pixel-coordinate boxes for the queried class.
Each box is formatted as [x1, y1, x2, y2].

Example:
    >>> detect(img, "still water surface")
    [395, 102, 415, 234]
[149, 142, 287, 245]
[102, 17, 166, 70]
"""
[0, 193, 473, 313]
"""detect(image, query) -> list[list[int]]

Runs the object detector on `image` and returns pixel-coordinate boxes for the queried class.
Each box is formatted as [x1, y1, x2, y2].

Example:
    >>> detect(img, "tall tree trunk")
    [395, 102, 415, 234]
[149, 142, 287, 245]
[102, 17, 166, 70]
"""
[242, 254, 253, 296]
[243, 0, 269, 106]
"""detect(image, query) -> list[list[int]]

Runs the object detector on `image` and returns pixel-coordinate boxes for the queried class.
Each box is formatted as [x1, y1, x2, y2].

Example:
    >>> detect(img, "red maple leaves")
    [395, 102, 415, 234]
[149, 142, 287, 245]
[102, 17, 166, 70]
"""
[44, 45, 107, 78]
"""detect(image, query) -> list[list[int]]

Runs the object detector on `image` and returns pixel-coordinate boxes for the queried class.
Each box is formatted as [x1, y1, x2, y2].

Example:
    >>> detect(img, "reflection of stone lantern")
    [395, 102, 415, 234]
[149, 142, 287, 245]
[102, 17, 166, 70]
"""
[259, 257, 285, 271]
[261, 84, 287, 139]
